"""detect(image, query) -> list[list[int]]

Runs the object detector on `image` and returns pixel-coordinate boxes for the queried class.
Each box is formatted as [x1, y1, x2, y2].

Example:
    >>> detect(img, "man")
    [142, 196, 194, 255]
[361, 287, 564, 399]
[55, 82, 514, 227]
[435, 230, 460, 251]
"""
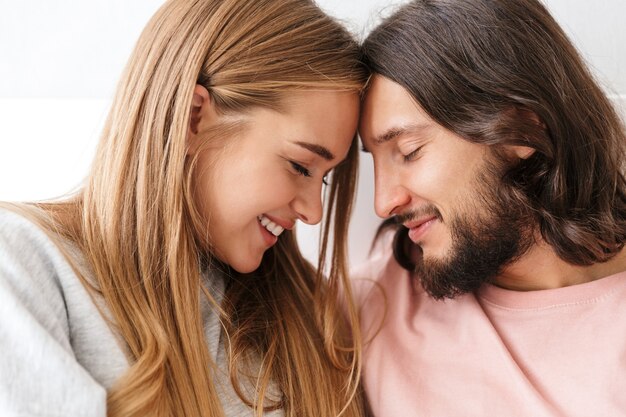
[355, 0, 626, 416]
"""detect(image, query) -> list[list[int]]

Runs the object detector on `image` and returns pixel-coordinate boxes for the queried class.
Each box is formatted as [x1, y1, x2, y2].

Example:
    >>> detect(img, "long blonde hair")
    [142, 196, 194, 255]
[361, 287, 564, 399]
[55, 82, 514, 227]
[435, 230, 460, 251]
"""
[19, 0, 367, 416]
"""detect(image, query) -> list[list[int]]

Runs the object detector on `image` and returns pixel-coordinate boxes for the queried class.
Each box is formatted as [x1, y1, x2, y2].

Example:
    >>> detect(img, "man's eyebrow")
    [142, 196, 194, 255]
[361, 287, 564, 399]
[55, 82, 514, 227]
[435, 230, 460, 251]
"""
[361, 124, 430, 153]
[295, 141, 334, 161]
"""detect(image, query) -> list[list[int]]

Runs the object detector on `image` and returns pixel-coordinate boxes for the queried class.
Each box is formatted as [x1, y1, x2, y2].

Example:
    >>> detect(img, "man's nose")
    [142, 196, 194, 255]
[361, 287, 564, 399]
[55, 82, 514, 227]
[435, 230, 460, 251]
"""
[374, 166, 411, 218]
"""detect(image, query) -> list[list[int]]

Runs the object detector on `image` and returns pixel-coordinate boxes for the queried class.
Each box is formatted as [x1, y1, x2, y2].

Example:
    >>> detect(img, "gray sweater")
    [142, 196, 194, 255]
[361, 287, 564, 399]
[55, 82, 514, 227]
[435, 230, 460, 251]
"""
[0, 208, 283, 417]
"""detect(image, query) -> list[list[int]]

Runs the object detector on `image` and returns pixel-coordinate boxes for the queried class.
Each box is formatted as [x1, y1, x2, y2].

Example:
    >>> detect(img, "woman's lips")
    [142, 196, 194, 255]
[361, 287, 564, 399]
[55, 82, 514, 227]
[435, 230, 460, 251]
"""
[258, 218, 279, 246]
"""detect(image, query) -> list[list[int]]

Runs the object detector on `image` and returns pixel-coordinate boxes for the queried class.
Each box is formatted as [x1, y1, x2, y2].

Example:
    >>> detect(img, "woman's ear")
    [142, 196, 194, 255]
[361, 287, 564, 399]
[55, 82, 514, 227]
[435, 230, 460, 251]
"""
[187, 84, 214, 153]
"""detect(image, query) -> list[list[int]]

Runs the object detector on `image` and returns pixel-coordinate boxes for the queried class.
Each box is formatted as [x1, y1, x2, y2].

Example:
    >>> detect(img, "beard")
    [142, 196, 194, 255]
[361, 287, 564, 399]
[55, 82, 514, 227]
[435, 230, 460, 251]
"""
[403, 172, 534, 300]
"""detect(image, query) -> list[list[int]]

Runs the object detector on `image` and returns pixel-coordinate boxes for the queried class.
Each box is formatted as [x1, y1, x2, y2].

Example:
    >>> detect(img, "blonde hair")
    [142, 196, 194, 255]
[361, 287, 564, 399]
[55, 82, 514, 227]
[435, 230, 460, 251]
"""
[15, 0, 367, 416]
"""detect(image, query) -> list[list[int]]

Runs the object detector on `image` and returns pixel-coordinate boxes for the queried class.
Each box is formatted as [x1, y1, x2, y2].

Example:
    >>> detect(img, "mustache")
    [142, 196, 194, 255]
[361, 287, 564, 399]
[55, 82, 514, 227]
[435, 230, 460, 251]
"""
[395, 205, 443, 225]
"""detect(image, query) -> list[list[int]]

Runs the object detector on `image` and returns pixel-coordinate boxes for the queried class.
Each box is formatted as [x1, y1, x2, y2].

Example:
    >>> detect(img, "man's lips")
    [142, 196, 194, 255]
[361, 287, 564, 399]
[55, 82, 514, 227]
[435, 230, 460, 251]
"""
[403, 215, 438, 230]
[404, 215, 438, 243]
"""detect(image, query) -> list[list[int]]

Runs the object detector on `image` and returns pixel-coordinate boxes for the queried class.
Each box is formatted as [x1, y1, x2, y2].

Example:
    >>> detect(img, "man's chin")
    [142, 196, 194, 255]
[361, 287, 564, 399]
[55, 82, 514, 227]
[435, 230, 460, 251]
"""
[416, 249, 497, 300]
[416, 259, 467, 300]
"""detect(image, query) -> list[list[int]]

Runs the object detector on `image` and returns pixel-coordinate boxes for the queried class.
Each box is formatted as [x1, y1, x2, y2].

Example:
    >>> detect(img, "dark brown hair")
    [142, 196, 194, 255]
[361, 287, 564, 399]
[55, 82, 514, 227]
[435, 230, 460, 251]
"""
[364, 0, 626, 268]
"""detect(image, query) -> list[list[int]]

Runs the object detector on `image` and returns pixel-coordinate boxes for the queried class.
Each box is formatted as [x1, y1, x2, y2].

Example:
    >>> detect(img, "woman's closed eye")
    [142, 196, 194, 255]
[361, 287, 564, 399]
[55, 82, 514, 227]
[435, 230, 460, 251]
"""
[290, 161, 312, 178]
[291, 160, 330, 185]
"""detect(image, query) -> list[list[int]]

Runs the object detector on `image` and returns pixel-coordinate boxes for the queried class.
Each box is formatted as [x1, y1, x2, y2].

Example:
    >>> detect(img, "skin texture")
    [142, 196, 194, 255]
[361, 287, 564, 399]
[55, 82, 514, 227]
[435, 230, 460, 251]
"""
[188, 87, 359, 273]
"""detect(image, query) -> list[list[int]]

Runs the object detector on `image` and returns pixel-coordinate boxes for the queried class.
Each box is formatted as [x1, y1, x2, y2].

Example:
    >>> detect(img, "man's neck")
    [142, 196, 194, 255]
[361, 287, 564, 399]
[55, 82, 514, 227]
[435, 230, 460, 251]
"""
[494, 241, 626, 291]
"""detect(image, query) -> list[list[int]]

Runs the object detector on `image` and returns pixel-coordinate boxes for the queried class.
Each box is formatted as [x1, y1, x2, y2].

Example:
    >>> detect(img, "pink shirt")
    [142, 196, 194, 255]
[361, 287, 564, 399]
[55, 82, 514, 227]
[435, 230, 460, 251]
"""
[353, 246, 626, 417]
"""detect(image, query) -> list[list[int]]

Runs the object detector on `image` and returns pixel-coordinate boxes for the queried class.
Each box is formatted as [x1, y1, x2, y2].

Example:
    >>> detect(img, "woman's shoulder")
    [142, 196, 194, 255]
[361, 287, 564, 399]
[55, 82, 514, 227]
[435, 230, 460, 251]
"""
[0, 206, 109, 416]
[0, 205, 95, 345]
[0, 205, 78, 284]
[0, 204, 98, 318]
[1, 205, 60, 251]
[0, 205, 75, 330]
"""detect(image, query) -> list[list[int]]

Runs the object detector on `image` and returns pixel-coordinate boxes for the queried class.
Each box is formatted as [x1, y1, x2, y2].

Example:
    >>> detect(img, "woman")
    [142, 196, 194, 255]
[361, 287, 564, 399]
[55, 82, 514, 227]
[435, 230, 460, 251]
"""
[0, 0, 367, 416]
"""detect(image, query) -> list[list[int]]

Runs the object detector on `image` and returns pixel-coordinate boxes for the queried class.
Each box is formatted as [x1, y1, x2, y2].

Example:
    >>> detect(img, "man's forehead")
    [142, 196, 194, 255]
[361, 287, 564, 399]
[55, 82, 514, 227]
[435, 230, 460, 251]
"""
[361, 75, 404, 111]
[359, 77, 403, 140]
[359, 76, 432, 147]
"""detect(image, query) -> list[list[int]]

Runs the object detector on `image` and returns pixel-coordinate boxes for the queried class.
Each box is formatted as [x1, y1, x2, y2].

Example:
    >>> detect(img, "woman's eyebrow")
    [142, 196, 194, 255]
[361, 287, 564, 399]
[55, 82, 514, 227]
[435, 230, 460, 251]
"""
[294, 141, 335, 161]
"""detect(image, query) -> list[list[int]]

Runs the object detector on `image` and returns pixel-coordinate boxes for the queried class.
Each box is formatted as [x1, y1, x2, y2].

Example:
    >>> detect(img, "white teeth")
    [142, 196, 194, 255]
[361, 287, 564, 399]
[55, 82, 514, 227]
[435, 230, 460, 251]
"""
[270, 225, 284, 236]
[258, 215, 285, 237]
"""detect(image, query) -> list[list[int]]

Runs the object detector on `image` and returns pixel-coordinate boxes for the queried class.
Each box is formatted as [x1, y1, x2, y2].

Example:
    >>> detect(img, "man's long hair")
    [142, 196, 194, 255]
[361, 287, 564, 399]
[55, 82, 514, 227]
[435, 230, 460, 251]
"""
[363, 0, 626, 269]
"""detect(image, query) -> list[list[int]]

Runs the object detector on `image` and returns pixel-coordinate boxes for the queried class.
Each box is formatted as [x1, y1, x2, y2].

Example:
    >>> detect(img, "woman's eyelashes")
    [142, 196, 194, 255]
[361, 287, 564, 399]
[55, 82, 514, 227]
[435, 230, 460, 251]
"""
[290, 161, 312, 178]
[290, 160, 329, 185]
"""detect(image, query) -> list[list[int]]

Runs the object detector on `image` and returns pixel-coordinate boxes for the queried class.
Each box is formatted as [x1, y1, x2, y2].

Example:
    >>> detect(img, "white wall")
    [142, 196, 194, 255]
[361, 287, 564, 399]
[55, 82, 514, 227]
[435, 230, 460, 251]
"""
[0, 1, 624, 266]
